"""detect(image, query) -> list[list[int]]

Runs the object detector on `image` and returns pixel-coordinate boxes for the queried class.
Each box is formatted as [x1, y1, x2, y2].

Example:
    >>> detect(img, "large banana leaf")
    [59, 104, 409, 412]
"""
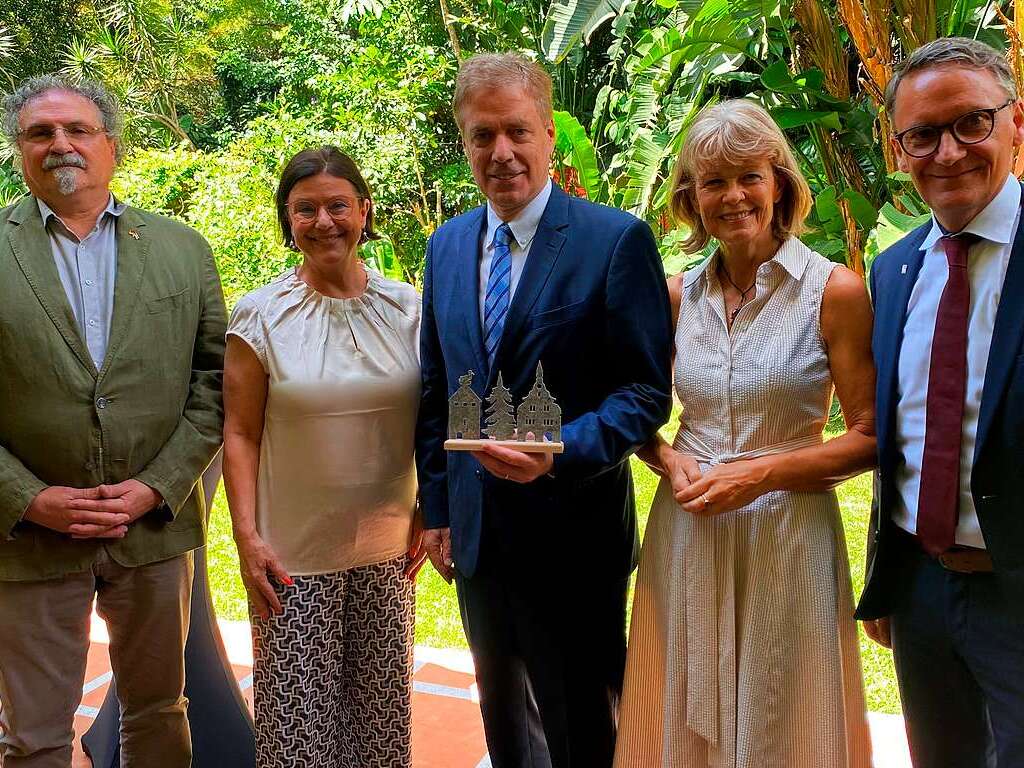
[874, 203, 930, 251]
[632, 0, 756, 72]
[542, 0, 633, 63]
[617, 129, 674, 216]
[553, 111, 605, 201]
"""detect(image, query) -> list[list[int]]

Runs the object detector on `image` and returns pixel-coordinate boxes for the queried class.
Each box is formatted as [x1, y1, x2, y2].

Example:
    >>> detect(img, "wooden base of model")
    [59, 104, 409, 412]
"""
[444, 438, 564, 454]
[446, 365, 563, 455]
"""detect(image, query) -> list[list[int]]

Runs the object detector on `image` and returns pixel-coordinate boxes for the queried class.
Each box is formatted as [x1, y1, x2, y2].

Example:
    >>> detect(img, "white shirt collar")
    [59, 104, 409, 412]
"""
[920, 173, 1021, 250]
[683, 235, 812, 288]
[485, 180, 553, 250]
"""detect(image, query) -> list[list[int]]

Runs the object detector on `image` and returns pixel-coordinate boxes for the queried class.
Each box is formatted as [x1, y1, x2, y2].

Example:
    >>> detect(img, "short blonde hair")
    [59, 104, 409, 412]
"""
[669, 99, 812, 254]
[453, 53, 553, 132]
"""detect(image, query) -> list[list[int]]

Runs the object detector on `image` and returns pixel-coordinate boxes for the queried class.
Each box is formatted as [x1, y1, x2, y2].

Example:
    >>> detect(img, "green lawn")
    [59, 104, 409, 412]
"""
[206, 443, 900, 714]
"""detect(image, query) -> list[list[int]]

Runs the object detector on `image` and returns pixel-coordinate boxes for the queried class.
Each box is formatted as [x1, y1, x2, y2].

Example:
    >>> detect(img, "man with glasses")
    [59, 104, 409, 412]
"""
[856, 37, 1024, 767]
[0, 75, 225, 766]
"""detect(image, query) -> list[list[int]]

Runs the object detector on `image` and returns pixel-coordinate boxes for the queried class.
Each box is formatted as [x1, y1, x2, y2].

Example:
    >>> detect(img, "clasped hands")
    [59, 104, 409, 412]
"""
[664, 452, 769, 515]
[23, 480, 163, 539]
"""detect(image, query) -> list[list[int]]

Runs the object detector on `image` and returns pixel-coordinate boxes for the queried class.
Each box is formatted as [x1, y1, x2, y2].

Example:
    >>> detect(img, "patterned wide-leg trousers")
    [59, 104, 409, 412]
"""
[251, 554, 414, 768]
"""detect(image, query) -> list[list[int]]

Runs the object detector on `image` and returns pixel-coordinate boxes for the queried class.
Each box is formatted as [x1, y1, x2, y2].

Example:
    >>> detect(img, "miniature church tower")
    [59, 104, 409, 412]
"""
[483, 373, 516, 440]
[516, 363, 561, 442]
[448, 371, 481, 439]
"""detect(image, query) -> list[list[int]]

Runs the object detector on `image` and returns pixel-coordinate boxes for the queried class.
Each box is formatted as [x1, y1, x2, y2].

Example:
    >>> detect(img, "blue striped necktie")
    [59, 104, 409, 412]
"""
[483, 223, 513, 369]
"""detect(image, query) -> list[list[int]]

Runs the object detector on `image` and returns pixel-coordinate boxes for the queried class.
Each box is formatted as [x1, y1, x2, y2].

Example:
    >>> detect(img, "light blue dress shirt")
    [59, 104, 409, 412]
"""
[478, 180, 554, 325]
[37, 195, 126, 368]
[894, 174, 1021, 548]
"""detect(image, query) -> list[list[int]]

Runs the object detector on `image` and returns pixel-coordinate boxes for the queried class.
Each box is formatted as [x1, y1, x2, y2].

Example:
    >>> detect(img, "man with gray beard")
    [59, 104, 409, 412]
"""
[45, 150, 84, 195]
[0, 75, 226, 767]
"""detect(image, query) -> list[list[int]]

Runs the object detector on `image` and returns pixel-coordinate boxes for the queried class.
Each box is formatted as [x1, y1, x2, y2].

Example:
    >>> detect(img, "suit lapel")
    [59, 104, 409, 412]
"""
[6, 197, 97, 376]
[453, 208, 488, 380]
[100, 208, 149, 378]
[975, 189, 1024, 457]
[487, 187, 568, 390]
[875, 225, 929, 459]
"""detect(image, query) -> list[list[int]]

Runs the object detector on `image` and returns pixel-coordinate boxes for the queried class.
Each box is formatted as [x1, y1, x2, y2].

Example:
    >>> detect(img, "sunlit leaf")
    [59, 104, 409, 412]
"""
[542, 0, 633, 63]
[553, 111, 604, 201]
[875, 203, 931, 251]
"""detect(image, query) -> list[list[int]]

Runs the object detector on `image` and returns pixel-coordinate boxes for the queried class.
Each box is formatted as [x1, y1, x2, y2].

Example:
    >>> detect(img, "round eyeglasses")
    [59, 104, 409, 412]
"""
[894, 100, 1015, 158]
[287, 197, 362, 223]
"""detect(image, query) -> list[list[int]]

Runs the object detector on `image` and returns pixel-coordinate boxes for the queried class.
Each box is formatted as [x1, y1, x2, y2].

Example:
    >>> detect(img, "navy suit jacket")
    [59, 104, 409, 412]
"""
[856, 184, 1024, 619]
[415, 184, 673, 579]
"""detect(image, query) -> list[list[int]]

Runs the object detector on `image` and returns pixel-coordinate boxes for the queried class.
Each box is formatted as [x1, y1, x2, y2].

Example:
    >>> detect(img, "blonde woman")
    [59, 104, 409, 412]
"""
[613, 100, 876, 768]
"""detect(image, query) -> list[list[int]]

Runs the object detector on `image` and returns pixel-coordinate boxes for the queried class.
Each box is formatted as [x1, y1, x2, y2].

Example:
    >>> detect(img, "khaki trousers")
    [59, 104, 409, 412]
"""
[0, 550, 193, 768]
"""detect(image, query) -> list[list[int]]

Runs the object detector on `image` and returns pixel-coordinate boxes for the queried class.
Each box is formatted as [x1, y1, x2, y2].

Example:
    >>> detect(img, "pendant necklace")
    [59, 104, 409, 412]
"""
[719, 262, 756, 325]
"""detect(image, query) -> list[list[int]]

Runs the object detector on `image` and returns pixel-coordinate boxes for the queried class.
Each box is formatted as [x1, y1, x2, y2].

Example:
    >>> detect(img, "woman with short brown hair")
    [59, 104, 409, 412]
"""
[223, 146, 424, 768]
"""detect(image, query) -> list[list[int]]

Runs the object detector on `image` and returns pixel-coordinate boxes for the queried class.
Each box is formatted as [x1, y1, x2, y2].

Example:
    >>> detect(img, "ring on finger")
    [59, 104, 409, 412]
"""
[701, 493, 711, 509]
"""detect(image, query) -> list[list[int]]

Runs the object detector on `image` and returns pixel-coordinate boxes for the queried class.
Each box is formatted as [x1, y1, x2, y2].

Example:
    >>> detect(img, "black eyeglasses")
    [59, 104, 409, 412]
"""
[894, 100, 1016, 157]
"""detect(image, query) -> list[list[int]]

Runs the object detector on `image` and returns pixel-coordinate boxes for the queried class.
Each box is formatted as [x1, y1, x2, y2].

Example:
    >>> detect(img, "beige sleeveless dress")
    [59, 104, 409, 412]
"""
[613, 237, 871, 768]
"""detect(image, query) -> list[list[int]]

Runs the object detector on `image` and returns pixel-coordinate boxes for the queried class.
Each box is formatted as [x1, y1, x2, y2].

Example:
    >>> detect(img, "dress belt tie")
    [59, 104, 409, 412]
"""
[672, 429, 823, 746]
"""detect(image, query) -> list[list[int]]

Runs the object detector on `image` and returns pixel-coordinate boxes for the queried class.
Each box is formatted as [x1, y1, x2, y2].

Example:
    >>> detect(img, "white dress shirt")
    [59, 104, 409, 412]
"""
[37, 194, 126, 368]
[893, 174, 1021, 548]
[478, 180, 553, 325]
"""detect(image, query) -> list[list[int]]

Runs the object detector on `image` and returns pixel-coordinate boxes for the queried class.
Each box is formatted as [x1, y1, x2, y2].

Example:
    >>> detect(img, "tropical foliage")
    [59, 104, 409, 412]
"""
[4, 0, 1019, 720]
[540, 0, 1023, 274]
[1, 0, 1021, 291]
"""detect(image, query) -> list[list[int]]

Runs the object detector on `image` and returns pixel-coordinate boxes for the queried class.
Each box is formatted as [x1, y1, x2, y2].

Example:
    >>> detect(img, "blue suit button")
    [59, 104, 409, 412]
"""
[475, 470, 482, 479]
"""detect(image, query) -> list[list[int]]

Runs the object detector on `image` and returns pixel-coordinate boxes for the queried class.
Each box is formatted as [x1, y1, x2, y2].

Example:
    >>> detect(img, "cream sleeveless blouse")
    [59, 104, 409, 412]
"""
[227, 267, 420, 576]
[614, 237, 871, 768]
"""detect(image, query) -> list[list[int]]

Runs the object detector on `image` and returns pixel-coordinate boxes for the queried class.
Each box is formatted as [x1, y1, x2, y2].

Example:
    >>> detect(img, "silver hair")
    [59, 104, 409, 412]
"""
[2, 74, 124, 162]
[453, 53, 553, 132]
[885, 36, 1019, 119]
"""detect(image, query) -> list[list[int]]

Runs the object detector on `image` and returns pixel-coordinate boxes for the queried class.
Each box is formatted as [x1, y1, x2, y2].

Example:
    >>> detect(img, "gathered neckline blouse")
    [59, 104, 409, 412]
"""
[227, 266, 421, 575]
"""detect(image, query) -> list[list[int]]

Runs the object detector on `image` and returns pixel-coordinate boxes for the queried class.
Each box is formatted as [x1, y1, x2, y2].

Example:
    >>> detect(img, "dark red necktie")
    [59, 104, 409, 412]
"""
[916, 233, 979, 556]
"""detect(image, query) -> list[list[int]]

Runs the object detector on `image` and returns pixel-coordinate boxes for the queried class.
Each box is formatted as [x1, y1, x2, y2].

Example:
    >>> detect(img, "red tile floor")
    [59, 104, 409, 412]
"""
[71, 613, 910, 768]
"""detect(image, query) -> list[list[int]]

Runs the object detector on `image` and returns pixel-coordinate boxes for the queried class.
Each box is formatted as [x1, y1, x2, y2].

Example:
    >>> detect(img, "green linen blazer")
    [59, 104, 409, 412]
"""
[0, 195, 227, 581]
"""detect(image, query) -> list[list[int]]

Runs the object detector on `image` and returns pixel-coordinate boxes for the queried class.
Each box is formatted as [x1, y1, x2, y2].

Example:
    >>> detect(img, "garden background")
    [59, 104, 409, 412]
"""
[3, 0, 1023, 717]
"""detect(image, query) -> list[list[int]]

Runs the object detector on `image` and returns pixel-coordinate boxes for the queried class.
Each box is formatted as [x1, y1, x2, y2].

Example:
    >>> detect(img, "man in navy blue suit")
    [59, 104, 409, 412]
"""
[855, 37, 1024, 767]
[415, 53, 673, 768]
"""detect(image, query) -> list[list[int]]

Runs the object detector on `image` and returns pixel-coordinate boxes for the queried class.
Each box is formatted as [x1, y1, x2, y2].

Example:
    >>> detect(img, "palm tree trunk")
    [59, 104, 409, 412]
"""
[438, 0, 462, 61]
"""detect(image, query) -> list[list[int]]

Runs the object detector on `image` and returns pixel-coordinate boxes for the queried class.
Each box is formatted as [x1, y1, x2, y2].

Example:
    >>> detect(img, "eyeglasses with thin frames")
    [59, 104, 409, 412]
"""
[894, 99, 1016, 158]
[287, 197, 363, 223]
[17, 123, 108, 144]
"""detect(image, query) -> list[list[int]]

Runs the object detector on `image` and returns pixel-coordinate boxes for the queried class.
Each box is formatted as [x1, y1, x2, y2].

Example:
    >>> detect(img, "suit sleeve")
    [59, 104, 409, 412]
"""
[414, 237, 450, 529]
[552, 218, 673, 478]
[0, 446, 47, 539]
[135, 238, 227, 517]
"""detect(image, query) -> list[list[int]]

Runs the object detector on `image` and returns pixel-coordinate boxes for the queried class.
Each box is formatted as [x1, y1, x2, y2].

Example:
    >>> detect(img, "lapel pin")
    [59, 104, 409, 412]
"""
[901, 264, 908, 274]
[128, 229, 140, 240]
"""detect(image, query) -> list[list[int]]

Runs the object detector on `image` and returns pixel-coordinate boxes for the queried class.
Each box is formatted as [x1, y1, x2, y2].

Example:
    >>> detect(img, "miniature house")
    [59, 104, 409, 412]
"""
[516, 363, 561, 442]
[448, 371, 482, 439]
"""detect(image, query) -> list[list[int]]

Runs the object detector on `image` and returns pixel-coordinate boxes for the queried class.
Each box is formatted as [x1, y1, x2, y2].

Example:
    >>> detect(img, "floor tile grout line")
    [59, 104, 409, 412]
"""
[81, 671, 113, 695]
[72, 673, 479, 720]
